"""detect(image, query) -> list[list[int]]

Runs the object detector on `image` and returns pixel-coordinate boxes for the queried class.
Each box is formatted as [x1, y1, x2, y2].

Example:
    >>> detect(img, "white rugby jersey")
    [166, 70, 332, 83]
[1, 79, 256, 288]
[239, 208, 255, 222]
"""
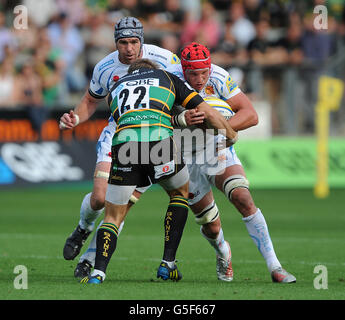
[89, 44, 180, 99]
[89, 44, 180, 136]
[167, 63, 242, 154]
[165, 63, 241, 101]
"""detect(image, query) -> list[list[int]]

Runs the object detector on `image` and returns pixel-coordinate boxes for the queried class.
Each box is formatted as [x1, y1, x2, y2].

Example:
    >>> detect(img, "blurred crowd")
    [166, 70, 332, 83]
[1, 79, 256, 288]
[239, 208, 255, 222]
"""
[0, 0, 345, 135]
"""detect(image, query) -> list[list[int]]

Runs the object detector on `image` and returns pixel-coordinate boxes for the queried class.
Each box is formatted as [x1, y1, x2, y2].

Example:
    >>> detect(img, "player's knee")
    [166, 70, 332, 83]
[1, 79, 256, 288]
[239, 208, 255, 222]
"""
[194, 201, 219, 225]
[201, 219, 221, 239]
[169, 183, 189, 199]
[223, 175, 249, 202]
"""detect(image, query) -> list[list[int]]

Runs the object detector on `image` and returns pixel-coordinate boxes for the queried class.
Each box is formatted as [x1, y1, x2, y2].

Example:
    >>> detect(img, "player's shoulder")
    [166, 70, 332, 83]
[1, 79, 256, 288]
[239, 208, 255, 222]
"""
[209, 64, 230, 83]
[93, 51, 119, 75]
[165, 64, 183, 79]
[143, 44, 180, 69]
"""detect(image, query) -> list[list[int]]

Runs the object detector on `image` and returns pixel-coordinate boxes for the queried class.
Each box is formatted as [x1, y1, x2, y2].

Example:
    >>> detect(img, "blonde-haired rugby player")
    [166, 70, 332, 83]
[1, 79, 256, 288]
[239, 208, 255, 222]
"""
[167, 42, 296, 283]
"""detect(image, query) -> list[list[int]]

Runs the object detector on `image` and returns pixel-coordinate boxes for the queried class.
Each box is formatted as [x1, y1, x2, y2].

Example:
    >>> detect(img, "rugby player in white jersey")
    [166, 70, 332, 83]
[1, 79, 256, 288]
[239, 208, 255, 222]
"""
[168, 42, 296, 283]
[59, 17, 182, 277]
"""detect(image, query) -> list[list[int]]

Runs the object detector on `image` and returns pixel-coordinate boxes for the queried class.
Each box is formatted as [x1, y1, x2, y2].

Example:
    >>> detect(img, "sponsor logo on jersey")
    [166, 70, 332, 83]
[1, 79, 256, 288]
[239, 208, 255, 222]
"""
[171, 54, 180, 64]
[154, 160, 174, 179]
[226, 76, 237, 93]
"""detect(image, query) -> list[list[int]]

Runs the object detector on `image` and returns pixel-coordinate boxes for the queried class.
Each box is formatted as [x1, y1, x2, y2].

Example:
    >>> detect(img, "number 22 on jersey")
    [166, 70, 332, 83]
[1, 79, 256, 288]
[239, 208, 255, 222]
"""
[112, 78, 159, 117]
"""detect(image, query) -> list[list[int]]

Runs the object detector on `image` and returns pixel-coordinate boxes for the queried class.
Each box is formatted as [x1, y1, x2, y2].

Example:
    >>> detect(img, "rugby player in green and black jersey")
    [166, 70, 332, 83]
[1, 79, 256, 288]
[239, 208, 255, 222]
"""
[80, 58, 238, 284]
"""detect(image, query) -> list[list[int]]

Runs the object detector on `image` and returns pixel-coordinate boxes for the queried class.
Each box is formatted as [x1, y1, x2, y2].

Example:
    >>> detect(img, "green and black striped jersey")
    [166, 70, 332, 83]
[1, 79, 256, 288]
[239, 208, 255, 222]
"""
[108, 67, 203, 145]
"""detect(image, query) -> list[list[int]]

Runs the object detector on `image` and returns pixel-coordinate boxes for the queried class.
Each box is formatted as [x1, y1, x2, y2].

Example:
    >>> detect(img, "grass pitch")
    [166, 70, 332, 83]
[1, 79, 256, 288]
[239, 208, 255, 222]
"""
[0, 185, 344, 301]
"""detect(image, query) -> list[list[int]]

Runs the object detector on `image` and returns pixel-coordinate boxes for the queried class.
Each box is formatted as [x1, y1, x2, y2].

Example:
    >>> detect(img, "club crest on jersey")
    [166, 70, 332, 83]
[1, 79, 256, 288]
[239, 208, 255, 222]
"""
[171, 54, 180, 64]
[205, 86, 215, 95]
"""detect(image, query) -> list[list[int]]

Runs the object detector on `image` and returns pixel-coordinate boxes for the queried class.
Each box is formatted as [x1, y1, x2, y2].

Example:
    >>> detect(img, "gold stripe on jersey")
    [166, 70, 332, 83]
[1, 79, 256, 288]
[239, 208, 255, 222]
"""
[116, 108, 171, 125]
[150, 97, 171, 111]
[115, 123, 173, 134]
[182, 91, 198, 108]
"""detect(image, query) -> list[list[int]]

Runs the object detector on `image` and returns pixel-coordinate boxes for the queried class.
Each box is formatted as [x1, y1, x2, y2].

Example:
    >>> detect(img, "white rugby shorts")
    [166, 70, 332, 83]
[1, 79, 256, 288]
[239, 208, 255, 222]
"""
[187, 146, 242, 206]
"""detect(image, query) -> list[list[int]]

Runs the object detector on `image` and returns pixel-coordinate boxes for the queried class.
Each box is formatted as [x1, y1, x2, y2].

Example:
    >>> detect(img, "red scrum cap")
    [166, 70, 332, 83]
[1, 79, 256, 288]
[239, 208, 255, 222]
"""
[181, 42, 211, 75]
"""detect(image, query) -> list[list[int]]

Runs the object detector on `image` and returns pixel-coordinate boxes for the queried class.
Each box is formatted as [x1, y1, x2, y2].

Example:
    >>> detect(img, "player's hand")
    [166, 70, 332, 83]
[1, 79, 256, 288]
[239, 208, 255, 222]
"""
[59, 110, 80, 130]
[185, 108, 205, 126]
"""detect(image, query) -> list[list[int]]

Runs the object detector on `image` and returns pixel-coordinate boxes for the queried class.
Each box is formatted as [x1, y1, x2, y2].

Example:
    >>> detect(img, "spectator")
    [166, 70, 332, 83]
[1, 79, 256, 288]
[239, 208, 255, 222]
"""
[138, 0, 163, 43]
[12, 17, 39, 66]
[33, 29, 64, 108]
[243, 0, 264, 23]
[83, 11, 114, 78]
[247, 18, 288, 133]
[179, 0, 201, 21]
[212, 17, 249, 67]
[13, 60, 47, 136]
[153, 0, 187, 35]
[299, 12, 338, 133]
[56, 0, 87, 26]
[227, 1, 256, 48]
[116, 0, 141, 17]
[47, 12, 86, 96]
[159, 32, 181, 54]
[0, 12, 16, 63]
[23, 0, 58, 27]
[275, 22, 304, 66]
[0, 57, 16, 107]
[247, 19, 287, 66]
[181, 1, 222, 51]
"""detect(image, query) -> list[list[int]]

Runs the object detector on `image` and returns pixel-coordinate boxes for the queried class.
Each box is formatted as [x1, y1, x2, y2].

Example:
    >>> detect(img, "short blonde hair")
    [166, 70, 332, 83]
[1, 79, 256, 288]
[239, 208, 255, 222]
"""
[128, 58, 159, 73]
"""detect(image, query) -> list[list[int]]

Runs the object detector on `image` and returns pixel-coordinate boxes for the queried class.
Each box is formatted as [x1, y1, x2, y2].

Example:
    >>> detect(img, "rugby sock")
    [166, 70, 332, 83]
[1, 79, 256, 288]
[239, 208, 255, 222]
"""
[242, 208, 281, 272]
[162, 196, 189, 262]
[200, 227, 230, 260]
[79, 192, 103, 232]
[79, 220, 125, 266]
[94, 222, 119, 274]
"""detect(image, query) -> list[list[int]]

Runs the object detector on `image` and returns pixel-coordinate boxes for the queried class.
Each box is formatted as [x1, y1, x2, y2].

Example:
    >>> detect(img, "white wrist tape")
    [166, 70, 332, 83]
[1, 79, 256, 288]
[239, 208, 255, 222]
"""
[74, 114, 80, 127]
[176, 110, 187, 127]
[59, 121, 67, 129]
[59, 113, 80, 129]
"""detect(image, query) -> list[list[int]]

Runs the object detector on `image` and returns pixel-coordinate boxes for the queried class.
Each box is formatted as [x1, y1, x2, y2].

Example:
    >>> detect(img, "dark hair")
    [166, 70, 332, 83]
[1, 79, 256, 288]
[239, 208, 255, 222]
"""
[128, 58, 158, 73]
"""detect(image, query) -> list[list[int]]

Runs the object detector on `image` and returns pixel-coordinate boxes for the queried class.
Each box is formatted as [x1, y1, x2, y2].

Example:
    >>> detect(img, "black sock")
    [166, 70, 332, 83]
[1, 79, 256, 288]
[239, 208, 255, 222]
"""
[94, 222, 119, 273]
[163, 196, 189, 262]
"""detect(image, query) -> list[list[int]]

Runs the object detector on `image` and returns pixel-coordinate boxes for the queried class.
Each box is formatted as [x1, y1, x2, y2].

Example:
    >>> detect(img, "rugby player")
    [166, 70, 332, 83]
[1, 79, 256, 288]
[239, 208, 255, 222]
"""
[59, 17, 183, 277]
[80, 58, 238, 283]
[168, 42, 296, 283]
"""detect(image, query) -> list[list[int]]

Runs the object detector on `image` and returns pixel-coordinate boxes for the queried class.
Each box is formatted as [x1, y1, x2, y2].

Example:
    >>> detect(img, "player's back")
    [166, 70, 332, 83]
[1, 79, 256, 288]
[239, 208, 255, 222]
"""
[108, 68, 177, 145]
[108, 64, 202, 146]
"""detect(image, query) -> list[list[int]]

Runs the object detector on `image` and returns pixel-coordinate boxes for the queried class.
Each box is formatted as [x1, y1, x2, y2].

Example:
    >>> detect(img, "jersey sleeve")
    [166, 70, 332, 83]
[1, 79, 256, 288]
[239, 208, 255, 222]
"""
[88, 62, 109, 99]
[212, 65, 241, 100]
[146, 45, 180, 70]
[222, 73, 241, 99]
[167, 71, 204, 109]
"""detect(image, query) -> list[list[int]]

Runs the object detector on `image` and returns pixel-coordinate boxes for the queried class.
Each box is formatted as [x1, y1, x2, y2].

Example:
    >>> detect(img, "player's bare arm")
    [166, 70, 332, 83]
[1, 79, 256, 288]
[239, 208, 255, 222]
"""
[226, 92, 258, 131]
[197, 100, 238, 144]
[59, 90, 100, 130]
